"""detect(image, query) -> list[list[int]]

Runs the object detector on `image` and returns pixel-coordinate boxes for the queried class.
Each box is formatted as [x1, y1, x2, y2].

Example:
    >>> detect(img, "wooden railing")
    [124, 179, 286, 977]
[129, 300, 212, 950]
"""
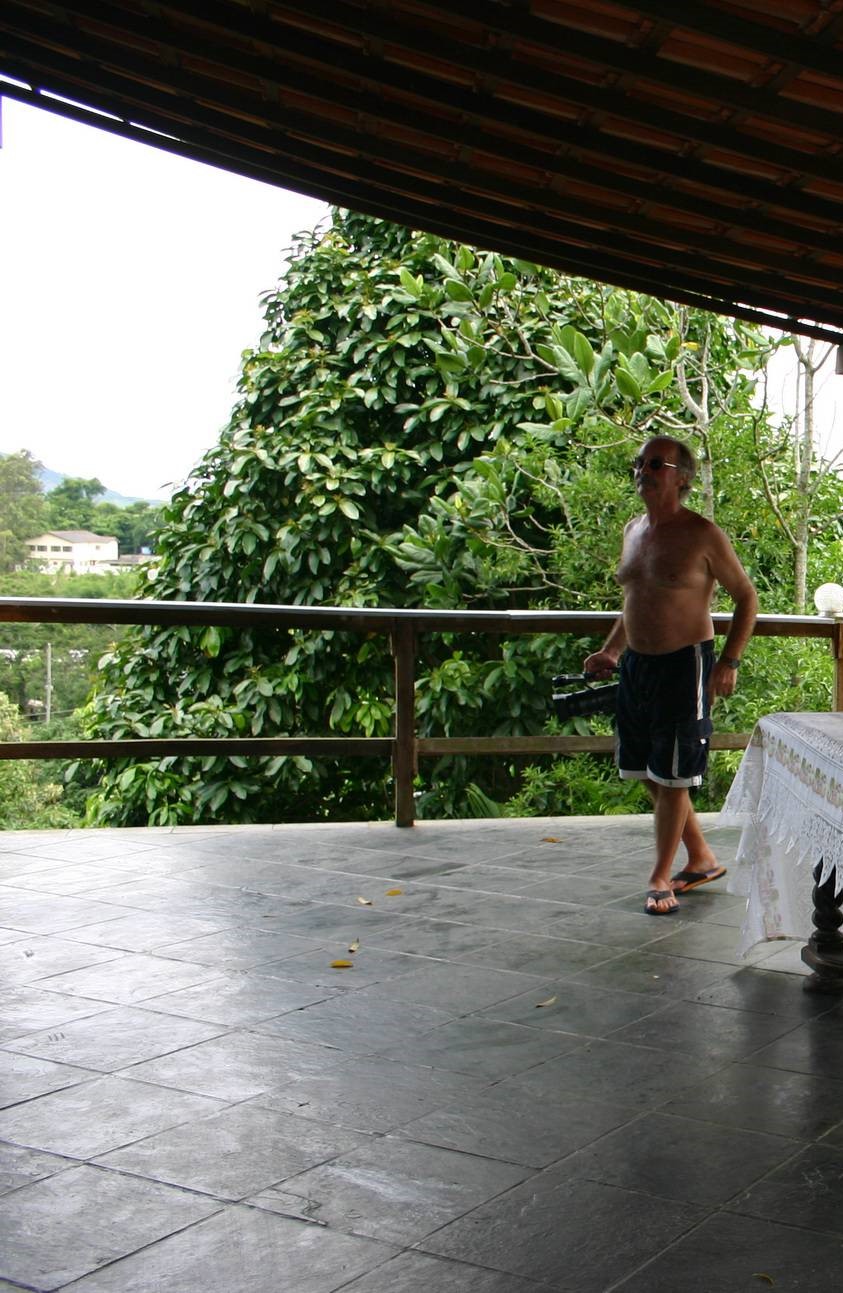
[1, 597, 841, 826]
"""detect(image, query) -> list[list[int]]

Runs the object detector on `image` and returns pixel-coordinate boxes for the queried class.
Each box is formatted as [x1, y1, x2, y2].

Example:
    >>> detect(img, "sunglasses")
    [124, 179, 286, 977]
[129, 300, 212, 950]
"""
[632, 455, 678, 472]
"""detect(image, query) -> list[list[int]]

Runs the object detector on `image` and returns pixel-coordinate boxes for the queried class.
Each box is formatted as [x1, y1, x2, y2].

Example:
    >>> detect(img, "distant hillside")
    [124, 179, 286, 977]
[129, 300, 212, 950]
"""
[38, 465, 165, 508]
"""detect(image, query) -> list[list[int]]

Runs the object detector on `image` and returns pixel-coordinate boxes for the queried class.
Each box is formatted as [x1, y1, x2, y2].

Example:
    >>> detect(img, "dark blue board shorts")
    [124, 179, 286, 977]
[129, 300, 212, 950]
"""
[616, 640, 714, 789]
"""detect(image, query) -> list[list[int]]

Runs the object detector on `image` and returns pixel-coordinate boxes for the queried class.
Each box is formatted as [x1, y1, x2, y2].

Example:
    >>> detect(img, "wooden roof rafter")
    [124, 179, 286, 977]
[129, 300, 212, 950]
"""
[3, 0, 843, 342]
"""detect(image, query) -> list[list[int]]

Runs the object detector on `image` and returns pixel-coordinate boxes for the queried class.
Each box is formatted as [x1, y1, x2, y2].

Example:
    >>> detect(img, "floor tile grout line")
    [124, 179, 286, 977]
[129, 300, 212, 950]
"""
[2, 817, 823, 1293]
[50, 1193, 233, 1293]
[601, 1190, 843, 1293]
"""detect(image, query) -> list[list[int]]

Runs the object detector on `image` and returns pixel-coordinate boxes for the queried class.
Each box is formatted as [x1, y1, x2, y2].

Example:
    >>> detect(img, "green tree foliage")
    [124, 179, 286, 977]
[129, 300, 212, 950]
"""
[0, 691, 78, 829]
[664, 324, 843, 611]
[389, 300, 843, 616]
[43, 478, 161, 553]
[79, 210, 842, 825]
[45, 477, 107, 531]
[90, 500, 161, 553]
[0, 570, 140, 719]
[0, 450, 47, 572]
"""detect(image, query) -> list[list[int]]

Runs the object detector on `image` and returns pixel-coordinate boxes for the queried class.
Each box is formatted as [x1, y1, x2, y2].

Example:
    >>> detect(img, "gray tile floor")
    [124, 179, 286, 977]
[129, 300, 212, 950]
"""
[2, 814, 843, 1291]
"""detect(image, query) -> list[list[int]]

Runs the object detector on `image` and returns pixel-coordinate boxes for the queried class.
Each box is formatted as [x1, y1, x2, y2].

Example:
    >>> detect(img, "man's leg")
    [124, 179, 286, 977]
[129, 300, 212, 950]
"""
[645, 780, 689, 913]
[673, 803, 719, 882]
[643, 781, 718, 880]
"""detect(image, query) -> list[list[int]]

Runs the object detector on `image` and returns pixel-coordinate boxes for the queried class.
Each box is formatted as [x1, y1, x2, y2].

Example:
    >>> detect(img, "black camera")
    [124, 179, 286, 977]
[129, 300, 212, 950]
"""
[551, 671, 619, 721]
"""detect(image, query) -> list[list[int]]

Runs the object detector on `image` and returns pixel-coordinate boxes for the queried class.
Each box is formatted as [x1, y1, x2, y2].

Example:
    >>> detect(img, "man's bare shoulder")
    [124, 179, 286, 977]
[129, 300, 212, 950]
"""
[679, 505, 712, 527]
[695, 513, 743, 560]
[679, 508, 728, 543]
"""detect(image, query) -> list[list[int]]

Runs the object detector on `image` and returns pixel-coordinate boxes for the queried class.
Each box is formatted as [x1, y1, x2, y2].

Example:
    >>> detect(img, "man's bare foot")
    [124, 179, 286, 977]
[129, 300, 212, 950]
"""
[670, 865, 727, 892]
[645, 888, 679, 915]
[675, 844, 718, 870]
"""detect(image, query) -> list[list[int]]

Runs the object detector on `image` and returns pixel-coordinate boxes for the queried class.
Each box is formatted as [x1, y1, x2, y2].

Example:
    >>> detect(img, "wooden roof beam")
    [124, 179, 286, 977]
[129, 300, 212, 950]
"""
[21, 0, 843, 193]
[8, 16, 843, 260]
[622, 0, 843, 79]
[8, 77, 842, 342]
[376, 0, 843, 137]
[8, 22, 843, 296]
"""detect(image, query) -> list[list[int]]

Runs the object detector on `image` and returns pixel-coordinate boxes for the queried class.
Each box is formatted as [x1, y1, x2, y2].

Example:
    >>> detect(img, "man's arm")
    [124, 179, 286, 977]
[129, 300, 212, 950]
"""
[584, 520, 631, 677]
[584, 615, 627, 678]
[707, 526, 758, 698]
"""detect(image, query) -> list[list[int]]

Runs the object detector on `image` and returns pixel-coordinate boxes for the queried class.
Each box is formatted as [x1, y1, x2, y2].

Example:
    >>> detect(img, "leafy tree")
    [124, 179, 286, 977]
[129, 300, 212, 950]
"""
[86, 500, 161, 553]
[392, 296, 843, 815]
[0, 450, 46, 572]
[39, 477, 162, 553]
[0, 691, 79, 828]
[0, 569, 140, 719]
[45, 477, 107, 531]
[78, 210, 841, 825]
[76, 212, 716, 824]
[642, 319, 843, 612]
[751, 338, 843, 612]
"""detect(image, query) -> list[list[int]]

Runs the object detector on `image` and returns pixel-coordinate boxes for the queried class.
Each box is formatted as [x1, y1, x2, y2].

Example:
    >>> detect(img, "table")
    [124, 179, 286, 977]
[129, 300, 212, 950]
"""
[720, 711, 843, 992]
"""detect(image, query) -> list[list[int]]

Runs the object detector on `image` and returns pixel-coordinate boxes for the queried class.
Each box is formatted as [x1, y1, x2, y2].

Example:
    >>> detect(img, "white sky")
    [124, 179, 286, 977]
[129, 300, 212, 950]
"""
[0, 97, 329, 499]
[764, 340, 843, 469]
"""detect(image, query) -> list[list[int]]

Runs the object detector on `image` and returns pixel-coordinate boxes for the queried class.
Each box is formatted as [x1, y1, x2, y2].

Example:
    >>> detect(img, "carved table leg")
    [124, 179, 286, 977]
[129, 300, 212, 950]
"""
[801, 860, 843, 993]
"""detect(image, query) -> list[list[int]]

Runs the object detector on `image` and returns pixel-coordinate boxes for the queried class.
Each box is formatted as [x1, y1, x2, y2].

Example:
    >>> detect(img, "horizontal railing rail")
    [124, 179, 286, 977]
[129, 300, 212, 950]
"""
[0, 597, 837, 636]
[1, 597, 841, 825]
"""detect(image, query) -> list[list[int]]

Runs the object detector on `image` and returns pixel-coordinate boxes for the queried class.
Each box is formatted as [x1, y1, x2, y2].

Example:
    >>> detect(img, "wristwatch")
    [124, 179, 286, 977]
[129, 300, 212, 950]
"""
[720, 655, 741, 669]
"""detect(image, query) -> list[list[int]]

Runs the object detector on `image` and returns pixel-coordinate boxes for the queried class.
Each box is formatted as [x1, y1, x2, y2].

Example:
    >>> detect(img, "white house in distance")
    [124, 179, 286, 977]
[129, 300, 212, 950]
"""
[25, 529, 119, 574]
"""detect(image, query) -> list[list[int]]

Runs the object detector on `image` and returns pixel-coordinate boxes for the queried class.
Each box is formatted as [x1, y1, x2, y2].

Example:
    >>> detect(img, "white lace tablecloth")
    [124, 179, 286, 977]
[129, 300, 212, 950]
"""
[720, 712, 843, 955]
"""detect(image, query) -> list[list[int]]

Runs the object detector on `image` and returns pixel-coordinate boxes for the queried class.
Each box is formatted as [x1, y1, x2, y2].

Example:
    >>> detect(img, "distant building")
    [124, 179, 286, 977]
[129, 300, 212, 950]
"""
[25, 530, 119, 574]
[101, 552, 156, 573]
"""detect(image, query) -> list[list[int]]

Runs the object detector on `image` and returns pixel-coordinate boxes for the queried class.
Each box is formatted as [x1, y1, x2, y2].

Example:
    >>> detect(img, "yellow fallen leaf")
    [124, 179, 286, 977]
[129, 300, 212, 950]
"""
[752, 1278, 774, 1287]
[348, 938, 360, 953]
[356, 897, 373, 906]
[330, 959, 354, 969]
[541, 836, 560, 843]
[385, 888, 403, 896]
[535, 996, 558, 1008]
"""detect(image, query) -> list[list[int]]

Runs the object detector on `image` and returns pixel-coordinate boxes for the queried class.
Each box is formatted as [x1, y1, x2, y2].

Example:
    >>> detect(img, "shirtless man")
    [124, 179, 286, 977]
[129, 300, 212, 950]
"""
[584, 436, 757, 915]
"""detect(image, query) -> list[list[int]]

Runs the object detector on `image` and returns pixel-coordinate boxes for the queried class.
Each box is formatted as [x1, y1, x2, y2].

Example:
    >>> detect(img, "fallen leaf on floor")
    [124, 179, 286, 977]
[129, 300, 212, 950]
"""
[541, 836, 560, 843]
[275, 1208, 327, 1228]
[535, 995, 558, 1008]
[752, 1277, 774, 1287]
[385, 888, 403, 896]
[356, 897, 373, 905]
[348, 938, 360, 953]
[330, 960, 354, 969]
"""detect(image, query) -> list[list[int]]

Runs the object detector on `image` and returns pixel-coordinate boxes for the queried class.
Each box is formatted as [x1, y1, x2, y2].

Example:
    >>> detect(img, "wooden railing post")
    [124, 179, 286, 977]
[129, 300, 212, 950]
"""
[833, 617, 843, 712]
[391, 621, 417, 827]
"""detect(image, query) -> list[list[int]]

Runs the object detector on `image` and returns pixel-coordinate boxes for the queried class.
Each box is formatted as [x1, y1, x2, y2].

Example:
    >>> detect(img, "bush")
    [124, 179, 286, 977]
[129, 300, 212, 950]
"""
[0, 692, 80, 829]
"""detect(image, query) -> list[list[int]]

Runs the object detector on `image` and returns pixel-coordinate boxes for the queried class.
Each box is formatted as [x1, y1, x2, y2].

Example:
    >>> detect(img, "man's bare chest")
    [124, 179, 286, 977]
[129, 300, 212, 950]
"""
[617, 527, 709, 591]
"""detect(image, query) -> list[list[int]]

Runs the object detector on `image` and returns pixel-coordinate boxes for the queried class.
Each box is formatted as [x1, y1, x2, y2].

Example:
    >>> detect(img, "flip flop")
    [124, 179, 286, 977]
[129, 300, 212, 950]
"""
[670, 866, 727, 892]
[645, 888, 679, 915]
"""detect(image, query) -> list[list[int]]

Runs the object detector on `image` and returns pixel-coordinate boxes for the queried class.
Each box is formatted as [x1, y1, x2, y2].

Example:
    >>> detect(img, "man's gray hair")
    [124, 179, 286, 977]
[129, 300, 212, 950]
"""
[650, 436, 696, 496]
[672, 438, 696, 496]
